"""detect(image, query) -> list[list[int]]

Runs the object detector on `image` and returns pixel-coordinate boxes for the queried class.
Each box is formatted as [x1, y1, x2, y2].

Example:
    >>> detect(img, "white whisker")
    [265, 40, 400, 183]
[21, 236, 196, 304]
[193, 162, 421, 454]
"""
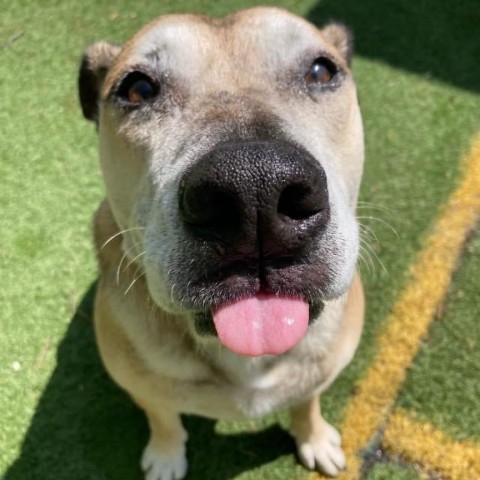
[170, 282, 178, 303]
[116, 243, 143, 286]
[124, 251, 147, 271]
[101, 227, 145, 250]
[368, 244, 388, 276]
[361, 238, 388, 277]
[359, 223, 380, 248]
[148, 302, 159, 327]
[356, 216, 398, 238]
[124, 265, 145, 296]
[357, 247, 373, 277]
[356, 201, 393, 216]
[356, 205, 395, 278]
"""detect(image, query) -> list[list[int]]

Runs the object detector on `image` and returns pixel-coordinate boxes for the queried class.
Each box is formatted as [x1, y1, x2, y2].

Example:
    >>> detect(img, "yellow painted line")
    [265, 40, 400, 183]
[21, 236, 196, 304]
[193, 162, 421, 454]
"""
[309, 134, 480, 480]
[383, 409, 480, 479]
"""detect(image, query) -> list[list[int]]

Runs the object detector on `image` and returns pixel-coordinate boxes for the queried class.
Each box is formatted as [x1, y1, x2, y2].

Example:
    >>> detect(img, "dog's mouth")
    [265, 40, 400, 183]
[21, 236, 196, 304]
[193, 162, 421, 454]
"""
[193, 295, 324, 357]
[176, 254, 333, 357]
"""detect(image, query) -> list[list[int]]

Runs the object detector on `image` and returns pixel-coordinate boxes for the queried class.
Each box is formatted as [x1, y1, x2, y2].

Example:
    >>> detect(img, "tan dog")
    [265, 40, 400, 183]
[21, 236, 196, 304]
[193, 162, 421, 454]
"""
[78, 7, 364, 480]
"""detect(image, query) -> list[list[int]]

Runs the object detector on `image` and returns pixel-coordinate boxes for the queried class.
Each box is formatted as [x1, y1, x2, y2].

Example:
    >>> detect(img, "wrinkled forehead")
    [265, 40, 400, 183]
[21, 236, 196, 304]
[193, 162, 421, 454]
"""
[104, 8, 338, 95]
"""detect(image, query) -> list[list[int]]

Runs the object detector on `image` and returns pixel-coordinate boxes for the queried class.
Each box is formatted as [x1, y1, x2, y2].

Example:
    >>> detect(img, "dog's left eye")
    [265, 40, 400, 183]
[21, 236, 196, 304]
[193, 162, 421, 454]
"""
[116, 72, 159, 104]
[305, 57, 337, 86]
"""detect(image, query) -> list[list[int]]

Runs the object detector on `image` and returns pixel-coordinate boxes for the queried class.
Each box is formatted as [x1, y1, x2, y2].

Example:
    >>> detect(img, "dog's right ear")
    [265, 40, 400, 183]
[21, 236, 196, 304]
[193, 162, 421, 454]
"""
[321, 23, 353, 67]
[78, 42, 121, 122]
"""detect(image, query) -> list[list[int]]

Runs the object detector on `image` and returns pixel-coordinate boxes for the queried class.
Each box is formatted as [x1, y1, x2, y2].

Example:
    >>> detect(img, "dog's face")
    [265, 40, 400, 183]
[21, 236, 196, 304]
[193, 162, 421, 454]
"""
[80, 7, 364, 356]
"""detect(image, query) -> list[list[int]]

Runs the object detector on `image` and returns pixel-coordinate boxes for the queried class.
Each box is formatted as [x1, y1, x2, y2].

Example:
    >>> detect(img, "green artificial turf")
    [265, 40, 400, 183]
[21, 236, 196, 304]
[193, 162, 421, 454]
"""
[1, 0, 479, 479]
[397, 229, 480, 441]
[364, 462, 421, 480]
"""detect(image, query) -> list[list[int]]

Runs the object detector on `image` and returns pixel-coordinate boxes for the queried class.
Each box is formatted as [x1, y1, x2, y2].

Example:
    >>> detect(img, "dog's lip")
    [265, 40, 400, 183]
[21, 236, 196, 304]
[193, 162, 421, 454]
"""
[193, 297, 324, 337]
[178, 257, 333, 307]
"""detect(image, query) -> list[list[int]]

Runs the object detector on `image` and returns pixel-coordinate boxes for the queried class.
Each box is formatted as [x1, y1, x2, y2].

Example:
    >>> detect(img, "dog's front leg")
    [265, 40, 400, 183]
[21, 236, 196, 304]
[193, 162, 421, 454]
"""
[290, 396, 346, 477]
[133, 396, 188, 480]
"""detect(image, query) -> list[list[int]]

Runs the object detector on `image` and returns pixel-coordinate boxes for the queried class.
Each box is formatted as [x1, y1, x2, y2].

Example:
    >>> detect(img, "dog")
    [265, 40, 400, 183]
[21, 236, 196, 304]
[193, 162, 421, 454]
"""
[78, 7, 365, 479]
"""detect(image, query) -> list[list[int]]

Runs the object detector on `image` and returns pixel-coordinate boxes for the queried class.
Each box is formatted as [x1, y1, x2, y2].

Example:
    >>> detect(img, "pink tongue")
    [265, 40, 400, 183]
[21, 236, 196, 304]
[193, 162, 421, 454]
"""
[212, 293, 309, 357]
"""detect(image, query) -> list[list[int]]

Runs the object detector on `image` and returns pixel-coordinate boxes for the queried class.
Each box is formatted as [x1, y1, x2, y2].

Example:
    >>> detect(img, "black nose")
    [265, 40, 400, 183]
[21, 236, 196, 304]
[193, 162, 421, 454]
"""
[179, 141, 329, 257]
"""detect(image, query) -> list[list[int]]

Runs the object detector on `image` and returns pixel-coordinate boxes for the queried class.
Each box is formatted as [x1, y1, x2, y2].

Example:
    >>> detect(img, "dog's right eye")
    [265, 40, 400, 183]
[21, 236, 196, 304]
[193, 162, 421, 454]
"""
[116, 72, 159, 104]
[305, 57, 338, 87]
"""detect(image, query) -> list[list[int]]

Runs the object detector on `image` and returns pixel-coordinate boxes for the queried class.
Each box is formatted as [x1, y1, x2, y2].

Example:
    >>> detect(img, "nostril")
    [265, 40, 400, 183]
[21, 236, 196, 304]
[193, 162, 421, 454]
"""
[277, 183, 325, 220]
[180, 184, 241, 232]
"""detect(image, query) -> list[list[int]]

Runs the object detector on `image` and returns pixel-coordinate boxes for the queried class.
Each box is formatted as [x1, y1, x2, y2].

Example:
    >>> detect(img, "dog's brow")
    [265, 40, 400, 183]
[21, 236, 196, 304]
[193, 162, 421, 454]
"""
[103, 11, 343, 102]
[103, 20, 208, 96]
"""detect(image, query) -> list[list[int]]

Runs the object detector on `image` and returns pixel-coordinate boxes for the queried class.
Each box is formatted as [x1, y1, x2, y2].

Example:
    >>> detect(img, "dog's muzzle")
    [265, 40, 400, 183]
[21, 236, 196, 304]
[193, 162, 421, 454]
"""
[178, 141, 330, 357]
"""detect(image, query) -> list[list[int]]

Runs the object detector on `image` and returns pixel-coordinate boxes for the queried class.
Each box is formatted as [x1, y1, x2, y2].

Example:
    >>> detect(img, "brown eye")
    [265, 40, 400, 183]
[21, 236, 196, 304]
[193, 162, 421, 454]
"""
[128, 79, 156, 103]
[117, 71, 159, 104]
[305, 57, 337, 86]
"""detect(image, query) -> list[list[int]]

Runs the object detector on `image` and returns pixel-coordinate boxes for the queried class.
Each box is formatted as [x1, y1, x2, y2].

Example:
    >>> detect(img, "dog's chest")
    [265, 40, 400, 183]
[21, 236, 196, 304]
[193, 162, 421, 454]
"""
[136, 318, 332, 420]
[220, 354, 282, 389]
[206, 350, 322, 418]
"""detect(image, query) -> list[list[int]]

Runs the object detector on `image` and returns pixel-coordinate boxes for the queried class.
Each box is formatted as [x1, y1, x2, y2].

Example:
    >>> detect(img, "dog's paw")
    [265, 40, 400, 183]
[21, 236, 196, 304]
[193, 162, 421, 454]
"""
[141, 442, 188, 480]
[295, 422, 346, 477]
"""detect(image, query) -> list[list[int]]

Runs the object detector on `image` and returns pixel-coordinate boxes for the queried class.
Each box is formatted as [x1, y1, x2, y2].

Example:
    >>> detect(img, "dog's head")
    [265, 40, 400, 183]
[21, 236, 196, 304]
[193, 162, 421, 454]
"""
[79, 7, 364, 357]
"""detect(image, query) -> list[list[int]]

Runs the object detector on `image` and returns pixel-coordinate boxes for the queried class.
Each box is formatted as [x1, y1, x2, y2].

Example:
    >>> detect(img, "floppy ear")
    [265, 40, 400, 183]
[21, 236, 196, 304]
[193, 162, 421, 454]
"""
[321, 23, 354, 66]
[78, 42, 121, 122]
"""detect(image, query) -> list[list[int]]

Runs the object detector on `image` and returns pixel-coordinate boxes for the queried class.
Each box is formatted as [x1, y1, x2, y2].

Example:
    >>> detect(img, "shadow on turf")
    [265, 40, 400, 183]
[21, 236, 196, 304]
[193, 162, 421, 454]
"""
[307, 0, 479, 93]
[4, 283, 296, 480]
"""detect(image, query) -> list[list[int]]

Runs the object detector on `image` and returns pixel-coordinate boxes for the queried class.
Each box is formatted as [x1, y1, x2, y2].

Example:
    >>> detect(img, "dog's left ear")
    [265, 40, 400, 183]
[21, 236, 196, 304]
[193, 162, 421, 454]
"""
[78, 42, 121, 122]
[321, 23, 353, 66]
